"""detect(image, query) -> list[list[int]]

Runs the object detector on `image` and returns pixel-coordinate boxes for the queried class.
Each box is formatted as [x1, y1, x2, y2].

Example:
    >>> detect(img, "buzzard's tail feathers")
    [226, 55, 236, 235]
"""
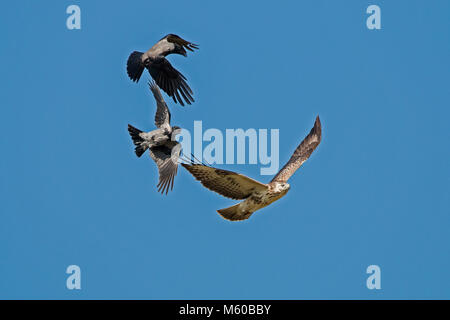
[217, 203, 252, 221]
[127, 124, 147, 157]
[127, 51, 145, 82]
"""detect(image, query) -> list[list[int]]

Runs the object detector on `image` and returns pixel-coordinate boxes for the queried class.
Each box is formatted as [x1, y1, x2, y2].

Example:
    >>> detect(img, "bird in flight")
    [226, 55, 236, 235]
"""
[182, 116, 322, 221]
[126, 34, 199, 107]
[128, 81, 182, 194]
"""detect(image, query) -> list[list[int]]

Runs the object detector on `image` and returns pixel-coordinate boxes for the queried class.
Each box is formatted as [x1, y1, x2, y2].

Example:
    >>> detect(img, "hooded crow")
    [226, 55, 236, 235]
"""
[127, 34, 198, 106]
[128, 81, 183, 194]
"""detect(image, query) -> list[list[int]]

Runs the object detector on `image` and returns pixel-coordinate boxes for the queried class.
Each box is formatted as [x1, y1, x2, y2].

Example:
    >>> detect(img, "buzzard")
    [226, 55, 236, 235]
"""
[128, 81, 182, 194]
[126, 34, 198, 106]
[182, 116, 322, 221]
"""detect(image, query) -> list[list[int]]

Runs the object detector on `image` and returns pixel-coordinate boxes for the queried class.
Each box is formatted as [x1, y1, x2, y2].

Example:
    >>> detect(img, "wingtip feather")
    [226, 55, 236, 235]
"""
[313, 115, 322, 140]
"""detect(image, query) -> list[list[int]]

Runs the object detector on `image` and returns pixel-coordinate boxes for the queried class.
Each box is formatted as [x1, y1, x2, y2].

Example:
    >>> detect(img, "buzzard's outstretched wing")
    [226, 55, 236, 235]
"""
[271, 116, 322, 183]
[181, 164, 268, 200]
[147, 58, 194, 106]
[148, 81, 171, 128]
[149, 142, 181, 194]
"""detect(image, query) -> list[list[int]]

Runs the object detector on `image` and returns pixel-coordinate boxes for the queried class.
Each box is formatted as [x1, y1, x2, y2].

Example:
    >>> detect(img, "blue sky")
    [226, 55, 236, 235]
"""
[1, 0, 449, 299]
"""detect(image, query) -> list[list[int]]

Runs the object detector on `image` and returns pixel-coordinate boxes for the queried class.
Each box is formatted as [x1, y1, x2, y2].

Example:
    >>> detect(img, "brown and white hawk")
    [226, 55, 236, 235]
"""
[182, 116, 322, 221]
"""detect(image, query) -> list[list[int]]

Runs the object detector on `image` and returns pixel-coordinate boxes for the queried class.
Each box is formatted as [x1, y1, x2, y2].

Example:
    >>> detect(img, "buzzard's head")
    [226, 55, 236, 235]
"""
[273, 182, 290, 194]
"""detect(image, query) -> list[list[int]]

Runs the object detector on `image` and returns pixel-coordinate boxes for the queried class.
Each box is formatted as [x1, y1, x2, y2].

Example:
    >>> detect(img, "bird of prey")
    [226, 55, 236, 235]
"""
[126, 34, 198, 107]
[182, 116, 322, 221]
[128, 81, 182, 194]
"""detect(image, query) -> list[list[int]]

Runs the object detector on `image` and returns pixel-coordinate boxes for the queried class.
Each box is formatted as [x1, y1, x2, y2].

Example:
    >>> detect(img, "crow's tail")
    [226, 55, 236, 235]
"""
[127, 124, 147, 157]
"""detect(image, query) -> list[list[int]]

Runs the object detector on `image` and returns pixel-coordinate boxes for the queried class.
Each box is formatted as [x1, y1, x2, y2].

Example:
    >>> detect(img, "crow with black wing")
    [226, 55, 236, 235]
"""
[128, 81, 182, 194]
[127, 34, 198, 106]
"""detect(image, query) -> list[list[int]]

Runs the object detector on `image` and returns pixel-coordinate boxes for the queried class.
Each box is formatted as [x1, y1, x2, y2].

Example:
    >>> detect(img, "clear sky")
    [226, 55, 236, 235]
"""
[1, 0, 449, 299]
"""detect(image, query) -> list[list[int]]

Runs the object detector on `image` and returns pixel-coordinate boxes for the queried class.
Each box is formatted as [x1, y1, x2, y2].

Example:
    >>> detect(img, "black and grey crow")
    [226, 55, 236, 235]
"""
[128, 81, 182, 194]
[127, 34, 198, 106]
